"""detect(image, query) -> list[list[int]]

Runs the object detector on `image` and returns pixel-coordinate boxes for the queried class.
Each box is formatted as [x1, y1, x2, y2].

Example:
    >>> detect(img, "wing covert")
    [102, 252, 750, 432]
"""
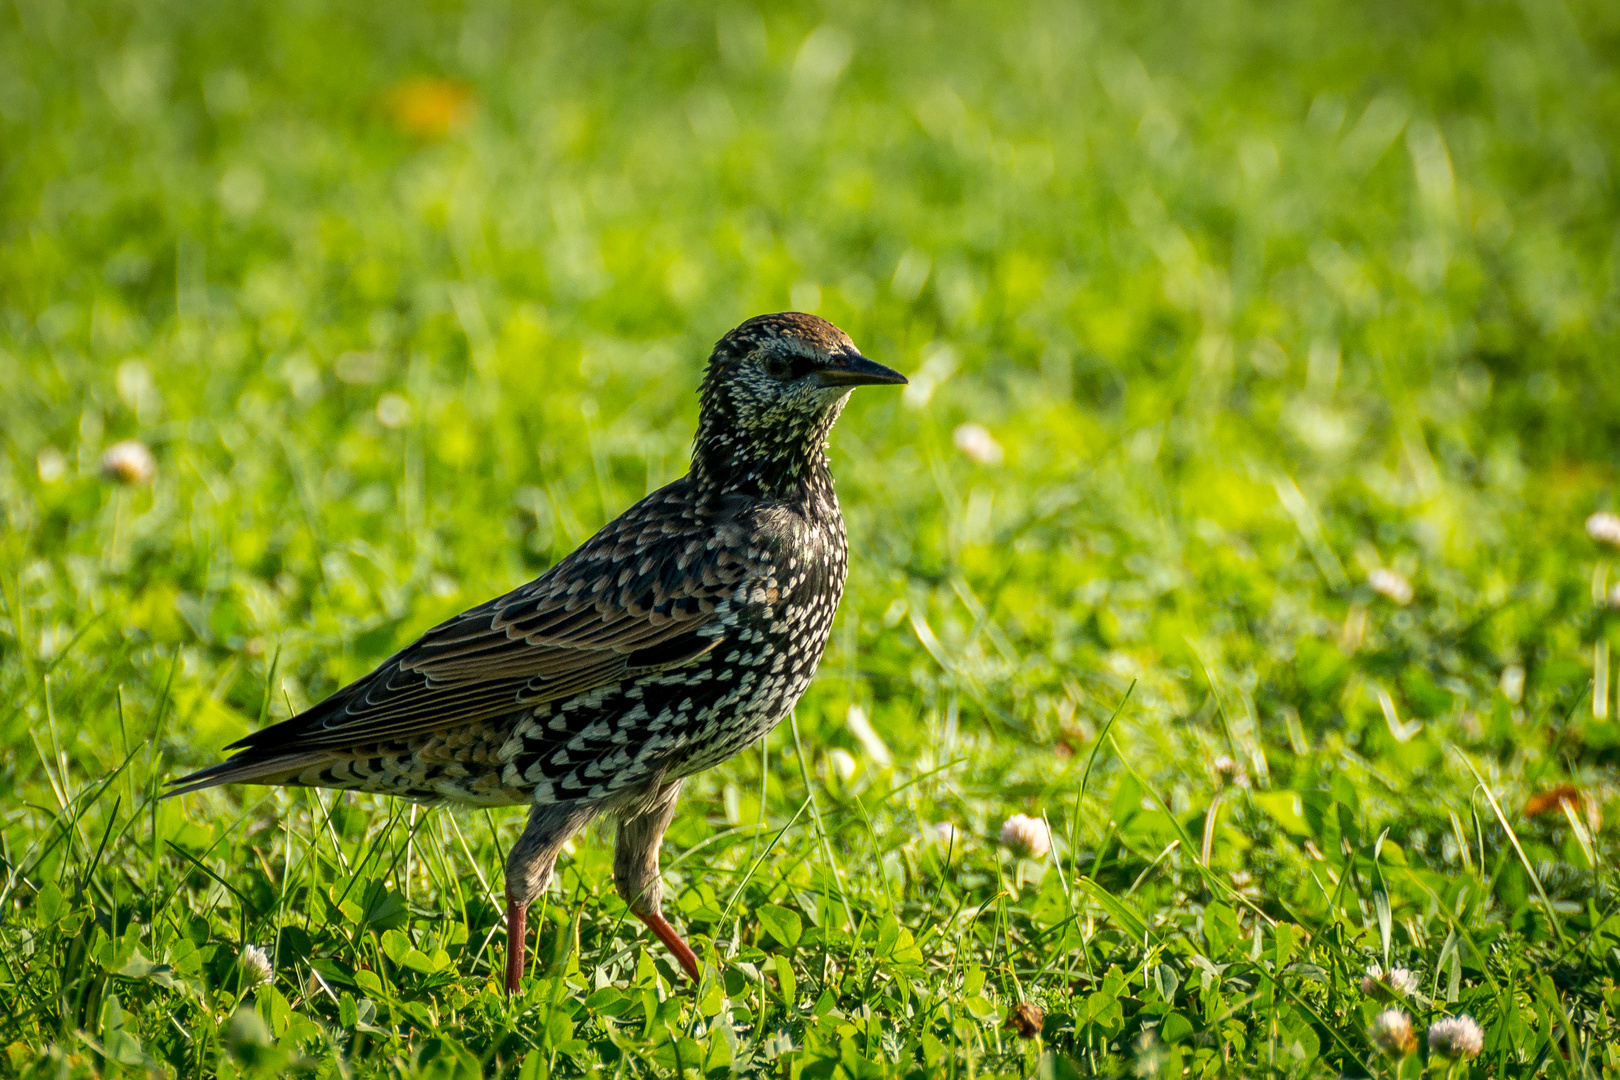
[227, 486, 748, 755]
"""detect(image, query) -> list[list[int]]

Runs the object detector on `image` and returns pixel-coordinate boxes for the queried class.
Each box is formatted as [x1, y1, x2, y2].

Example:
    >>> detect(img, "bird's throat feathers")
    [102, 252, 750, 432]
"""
[691, 368, 849, 501]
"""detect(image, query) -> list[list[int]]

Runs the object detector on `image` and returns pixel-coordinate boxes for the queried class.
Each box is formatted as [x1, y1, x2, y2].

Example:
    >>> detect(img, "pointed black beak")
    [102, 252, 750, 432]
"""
[815, 353, 909, 388]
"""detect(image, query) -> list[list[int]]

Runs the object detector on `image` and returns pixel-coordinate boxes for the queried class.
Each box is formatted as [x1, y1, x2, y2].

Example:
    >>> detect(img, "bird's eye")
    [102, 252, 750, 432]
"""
[764, 357, 791, 379]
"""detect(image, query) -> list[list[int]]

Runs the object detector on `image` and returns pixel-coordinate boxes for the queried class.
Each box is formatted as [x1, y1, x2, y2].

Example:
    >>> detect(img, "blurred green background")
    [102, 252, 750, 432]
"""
[2, 0, 1619, 1075]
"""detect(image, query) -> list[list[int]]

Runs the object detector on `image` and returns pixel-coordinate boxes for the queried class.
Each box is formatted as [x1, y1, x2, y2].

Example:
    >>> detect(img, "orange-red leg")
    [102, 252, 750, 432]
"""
[503, 801, 599, 997]
[633, 907, 700, 982]
[504, 897, 527, 995]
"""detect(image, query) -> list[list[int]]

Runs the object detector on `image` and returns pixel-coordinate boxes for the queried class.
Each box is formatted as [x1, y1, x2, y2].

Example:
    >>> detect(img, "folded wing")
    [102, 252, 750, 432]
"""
[169, 487, 750, 794]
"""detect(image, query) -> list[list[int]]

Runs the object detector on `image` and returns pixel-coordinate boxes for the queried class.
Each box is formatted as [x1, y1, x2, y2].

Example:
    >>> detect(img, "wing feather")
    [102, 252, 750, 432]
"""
[212, 481, 748, 760]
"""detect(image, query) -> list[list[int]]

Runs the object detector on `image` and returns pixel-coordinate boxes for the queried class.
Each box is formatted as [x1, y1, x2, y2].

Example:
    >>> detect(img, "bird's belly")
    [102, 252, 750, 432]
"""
[664, 599, 835, 777]
[498, 597, 835, 801]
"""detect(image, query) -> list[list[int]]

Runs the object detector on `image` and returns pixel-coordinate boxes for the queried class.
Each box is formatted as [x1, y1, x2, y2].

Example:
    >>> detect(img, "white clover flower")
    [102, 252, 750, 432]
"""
[1130, 1029, 1168, 1077]
[1211, 755, 1250, 789]
[238, 944, 273, 988]
[999, 813, 1051, 859]
[36, 447, 67, 483]
[100, 440, 156, 485]
[1426, 1014, 1484, 1059]
[1360, 963, 1419, 1000]
[1499, 664, 1525, 703]
[376, 393, 412, 428]
[1368, 568, 1413, 605]
[929, 822, 962, 848]
[1368, 1009, 1415, 1057]
[824, 747, 857, 783]
[951, 423, 1003, 466]
[1586, 512, 1620, 547]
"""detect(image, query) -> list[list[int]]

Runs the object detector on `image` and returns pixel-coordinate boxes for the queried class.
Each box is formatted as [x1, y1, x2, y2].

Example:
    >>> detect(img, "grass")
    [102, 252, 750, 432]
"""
[3, 0, 1620, 1075]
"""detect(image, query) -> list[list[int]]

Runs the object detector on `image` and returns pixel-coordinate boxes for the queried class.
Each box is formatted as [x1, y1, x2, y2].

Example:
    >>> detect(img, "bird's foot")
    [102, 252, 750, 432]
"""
[633, 907, 701, 983]
[504, 896, 528, 996]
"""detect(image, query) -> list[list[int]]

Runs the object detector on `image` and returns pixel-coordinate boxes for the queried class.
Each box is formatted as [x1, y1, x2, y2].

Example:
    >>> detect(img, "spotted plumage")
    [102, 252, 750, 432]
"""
[169, 312, 906, 991]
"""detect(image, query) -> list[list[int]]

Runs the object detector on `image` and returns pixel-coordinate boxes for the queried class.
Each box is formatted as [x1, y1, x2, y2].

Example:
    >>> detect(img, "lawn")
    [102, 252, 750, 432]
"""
[2, 0, 1619, 1075]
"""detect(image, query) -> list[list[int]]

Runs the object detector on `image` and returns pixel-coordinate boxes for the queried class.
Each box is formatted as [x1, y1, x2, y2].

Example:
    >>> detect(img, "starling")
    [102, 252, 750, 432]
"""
[170, 313, 906, 992]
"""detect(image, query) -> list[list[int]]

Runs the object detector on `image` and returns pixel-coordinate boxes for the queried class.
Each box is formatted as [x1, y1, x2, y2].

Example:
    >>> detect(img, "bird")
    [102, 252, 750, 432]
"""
[169, 312, 907, 993]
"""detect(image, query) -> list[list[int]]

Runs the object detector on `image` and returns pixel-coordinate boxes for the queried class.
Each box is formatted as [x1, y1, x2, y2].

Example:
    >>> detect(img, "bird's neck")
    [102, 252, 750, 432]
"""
[690, 407, 841, 504]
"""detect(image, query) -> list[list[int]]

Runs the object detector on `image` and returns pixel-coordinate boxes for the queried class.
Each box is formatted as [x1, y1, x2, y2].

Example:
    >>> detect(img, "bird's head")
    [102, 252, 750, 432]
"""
[700, 312, 905, 430]
[695, 312, 906, 493]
